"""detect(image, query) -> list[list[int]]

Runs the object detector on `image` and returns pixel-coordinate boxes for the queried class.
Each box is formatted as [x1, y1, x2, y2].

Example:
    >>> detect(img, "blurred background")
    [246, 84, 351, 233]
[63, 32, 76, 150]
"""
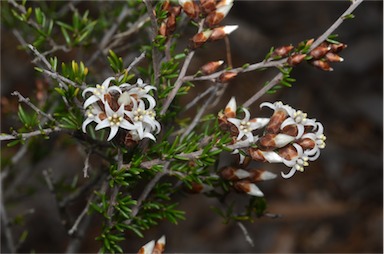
[1, 1, 383, 253]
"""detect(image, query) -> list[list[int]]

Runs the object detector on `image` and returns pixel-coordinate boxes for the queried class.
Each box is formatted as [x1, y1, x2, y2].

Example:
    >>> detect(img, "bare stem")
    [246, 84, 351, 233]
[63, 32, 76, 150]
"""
[124, 163, 169, 225]
[237, 222, 255, 247]
[0, 127, 63, 141]
[12, 91, 57, 123]
[183, 59, 285, 82]
[181, 84, 220, 140]
[160, 20, 205, 115]
[309, 0, 364, 51]
[143, 0, 161, 86]
[242, 72, 283, 108]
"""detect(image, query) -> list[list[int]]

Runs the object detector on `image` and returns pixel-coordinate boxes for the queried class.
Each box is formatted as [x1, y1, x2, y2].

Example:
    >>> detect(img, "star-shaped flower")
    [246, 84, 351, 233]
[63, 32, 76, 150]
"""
[82, 77, 122, 109]
[95, 102, 137, 141]
[227, 108, 269, 143]
[281, 143, 310, 178]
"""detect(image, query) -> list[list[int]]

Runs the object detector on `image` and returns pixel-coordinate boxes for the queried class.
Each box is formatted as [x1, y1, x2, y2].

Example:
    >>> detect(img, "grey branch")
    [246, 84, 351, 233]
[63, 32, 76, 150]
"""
[0, 127, 62, 141]
[12, 91, 57, 123]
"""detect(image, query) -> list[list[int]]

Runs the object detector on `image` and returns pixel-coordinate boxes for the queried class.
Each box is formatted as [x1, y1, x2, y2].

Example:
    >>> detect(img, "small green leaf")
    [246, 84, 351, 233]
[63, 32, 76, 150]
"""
[60, 27, 71, 45]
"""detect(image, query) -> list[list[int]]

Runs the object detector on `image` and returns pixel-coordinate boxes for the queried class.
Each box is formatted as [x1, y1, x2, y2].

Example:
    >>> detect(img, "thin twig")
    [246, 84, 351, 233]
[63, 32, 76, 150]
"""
[12, 91, 57, 123]
[68, 194, 94, 236]
[124, 163, 169, 225]
[143, 0, 161, 86]
[183, 85, 217, 112]
[237, 222, 255, 247]
[309, 0, 364, 51]
[242, 0, 363, 108]
[181, 85, 219, 140]
[125, 52, 146, 74]
[87, 5, 132, 65]
[0, 127, 63, 141]
[106, 148, 124, 226]
[106, 14, 150, 54]
[183, 59, 285, 83]
[242, 72, 283, 108]
[160, 50, 196, 115]
[83, 150, 92, 178]
[0, 183, 15, 253]
[160, 20, 205, 115]
[137, 136, 257, 170]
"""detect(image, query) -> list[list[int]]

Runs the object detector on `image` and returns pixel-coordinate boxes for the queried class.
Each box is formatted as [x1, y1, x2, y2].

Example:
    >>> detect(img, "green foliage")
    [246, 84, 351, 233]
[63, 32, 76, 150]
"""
[61, 61, 88, 84]
[56, 10, 97, 46]
[17, 105, 38, 130]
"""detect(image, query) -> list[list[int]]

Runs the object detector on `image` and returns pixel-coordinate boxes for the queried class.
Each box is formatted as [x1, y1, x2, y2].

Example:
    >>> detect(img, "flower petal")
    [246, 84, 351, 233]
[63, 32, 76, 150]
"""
[83, 95, 100, 109]
[82, 118, 94, 133]
[107, 125, 119, 141]
[95, 119, 110, 131]
[281, 167, 296, 179]
[101, 77, 115, 88]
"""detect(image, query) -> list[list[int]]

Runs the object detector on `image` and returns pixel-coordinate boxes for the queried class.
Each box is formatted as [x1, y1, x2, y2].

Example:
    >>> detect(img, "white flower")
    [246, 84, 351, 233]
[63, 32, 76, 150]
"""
[281, 110, 316, 138]
[260, 101, 295, 116]
[227, 108, 269, 143]
[95, 102, 137, 141]
[281, 143, 310, 179]
[125, 99, 161, 141]
[82, 104, 103, 133]
[119, 78, 156, 108]
[82, 77, 121, 109]
[301, 122, 326, 160]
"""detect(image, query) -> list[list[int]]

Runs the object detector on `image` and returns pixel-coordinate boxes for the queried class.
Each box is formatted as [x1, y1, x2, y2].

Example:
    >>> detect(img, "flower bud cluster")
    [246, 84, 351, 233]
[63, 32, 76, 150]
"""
[273, 40, 347, 71]
[220, 166, 277, 197]
[309, 42, 346, 71]
[137, 235, 165, 254]
[219, 98, 326, 180]
[159, 1, 182, 37]
[82, 77, 161, 143]
[178, 0, 237, 49]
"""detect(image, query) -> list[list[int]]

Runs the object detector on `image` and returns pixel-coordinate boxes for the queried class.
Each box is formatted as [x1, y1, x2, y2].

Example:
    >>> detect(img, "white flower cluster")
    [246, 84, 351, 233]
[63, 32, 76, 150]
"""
[220, 98, 326, 180]
[82, 77, 160, 142]
[258, 101, 326, 178]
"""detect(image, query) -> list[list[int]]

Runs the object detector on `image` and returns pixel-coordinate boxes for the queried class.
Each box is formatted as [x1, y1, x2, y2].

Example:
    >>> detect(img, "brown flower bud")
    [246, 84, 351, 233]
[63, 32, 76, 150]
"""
[200, 0, 216, 14]
[273, 45, 294, 57]
[170, 6, 182, 16]
[287, 53, 306, 66]
[265, 110, 287, 134]
[309, 45, 331, 59]
[248, 169, 277, 182]
[180, 0, 200, 19]
[305, 38, 315, 47]
[330, 43, 347, 53]
[234, 180, 264, 197]
[166, 13, 177, 34]
[201, 60, 224, 75]
[191, 30, 213, 48]
[281, 124, 298, 137]
[205, 2, 233, 26]
[185, 182, 213, 194]
[218, 71, 237, 82]
[205, 12, 223, 27]
[209, 25, 238, 41]
[258, 133, 295, 150]
[159, 22, 167, 36]
[162, 0, 171, 11]
[248, 147, 267, 162]
[325, 52, 344, 62]
[153, 236, 166, 254]
[296, 138, 315, 150]
[277, 144, 298, 160]
[311, 60, 333, 71]
[221, 166, 250, 181]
